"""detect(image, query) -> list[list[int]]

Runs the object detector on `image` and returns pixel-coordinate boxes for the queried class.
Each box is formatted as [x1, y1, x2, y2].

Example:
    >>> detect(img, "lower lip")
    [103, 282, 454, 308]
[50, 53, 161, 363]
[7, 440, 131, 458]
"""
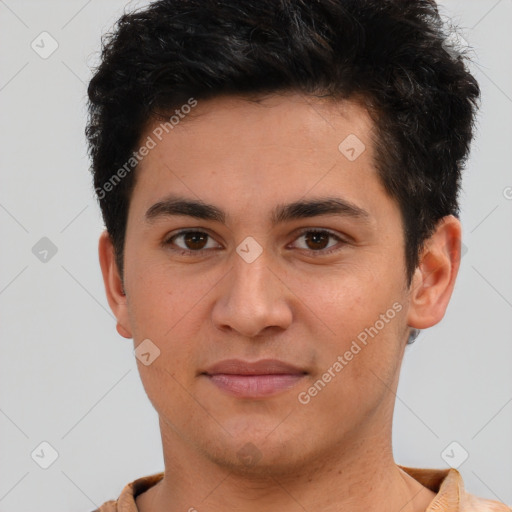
[205, 374, 305, 398]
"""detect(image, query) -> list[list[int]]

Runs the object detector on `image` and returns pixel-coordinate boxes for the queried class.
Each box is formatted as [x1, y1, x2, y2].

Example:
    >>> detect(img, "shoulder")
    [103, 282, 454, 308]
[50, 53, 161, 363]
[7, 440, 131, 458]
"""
[398, 465, 511, 512]
[89, 472, 165, 512]
[461, 492, 512, 512]
[89, 500, 118, 512]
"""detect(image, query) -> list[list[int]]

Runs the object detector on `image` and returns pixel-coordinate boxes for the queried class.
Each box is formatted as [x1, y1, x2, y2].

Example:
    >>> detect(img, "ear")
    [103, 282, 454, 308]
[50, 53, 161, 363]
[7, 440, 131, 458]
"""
[98, 230, 133, 339]
[407, 215, 462, 330]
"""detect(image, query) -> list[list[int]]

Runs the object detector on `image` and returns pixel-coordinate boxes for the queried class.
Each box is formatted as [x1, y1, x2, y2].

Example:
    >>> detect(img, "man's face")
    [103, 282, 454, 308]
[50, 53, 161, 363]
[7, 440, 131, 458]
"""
[118, 93, 414, 472]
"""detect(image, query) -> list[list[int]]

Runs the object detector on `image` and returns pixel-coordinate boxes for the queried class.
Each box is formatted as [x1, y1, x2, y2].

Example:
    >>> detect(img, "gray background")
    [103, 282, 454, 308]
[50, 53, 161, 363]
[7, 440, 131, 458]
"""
[0, 0, 511, 510]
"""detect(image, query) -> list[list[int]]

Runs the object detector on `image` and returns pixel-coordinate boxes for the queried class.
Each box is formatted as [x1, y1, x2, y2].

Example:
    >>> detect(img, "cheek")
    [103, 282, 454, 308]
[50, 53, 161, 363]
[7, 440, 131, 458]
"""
[297, 302, 406, 432]
[302, 264, 407, 383]
[125, 259, 220, 396]
[304, 264, 393, 331]
[125, 256, 212, 340]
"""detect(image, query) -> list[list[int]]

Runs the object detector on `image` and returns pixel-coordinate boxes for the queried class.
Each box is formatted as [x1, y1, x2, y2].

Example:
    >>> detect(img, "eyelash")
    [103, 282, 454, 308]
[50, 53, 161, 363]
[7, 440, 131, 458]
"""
[163, 229, 347, 257]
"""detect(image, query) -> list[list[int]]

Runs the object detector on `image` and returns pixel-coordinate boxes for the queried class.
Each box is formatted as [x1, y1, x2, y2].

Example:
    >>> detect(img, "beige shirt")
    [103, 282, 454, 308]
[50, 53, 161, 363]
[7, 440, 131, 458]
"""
[93, 465, 511, 511]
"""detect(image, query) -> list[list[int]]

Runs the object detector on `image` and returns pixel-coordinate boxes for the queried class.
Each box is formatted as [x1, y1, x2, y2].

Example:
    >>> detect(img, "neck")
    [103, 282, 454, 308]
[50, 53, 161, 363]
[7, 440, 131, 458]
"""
[136, 421, 436, 512]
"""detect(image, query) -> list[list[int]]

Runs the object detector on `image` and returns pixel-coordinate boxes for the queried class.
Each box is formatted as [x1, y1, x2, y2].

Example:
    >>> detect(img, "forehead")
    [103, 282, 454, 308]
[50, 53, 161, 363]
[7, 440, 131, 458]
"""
[142, 92, 374, 155]
[128, 92, 394, 227]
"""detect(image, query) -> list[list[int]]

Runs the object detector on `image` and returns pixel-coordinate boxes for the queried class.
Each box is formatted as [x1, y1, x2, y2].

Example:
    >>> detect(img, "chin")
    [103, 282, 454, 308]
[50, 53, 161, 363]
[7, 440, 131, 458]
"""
[198, 424, 313, 476]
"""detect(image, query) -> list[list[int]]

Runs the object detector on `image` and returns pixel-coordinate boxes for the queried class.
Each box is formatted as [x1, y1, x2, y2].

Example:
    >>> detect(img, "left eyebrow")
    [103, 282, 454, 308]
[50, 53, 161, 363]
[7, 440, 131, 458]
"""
[271, 197, 370, 225]
[144, 194, 370, 226]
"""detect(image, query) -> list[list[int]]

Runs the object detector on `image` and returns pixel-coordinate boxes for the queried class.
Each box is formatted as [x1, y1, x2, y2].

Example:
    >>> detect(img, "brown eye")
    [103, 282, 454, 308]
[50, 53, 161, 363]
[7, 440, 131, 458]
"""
[182, 231, 208, 250]
[291, 229, 345, 255]
[303, 231, 330, 250]
[166, 230, 220, 253]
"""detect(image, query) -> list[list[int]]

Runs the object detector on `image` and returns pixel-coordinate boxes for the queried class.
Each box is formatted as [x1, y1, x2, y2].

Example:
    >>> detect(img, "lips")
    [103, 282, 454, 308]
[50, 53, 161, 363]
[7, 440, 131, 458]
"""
[202, 359, 307, 398]
[204, 358, 306, 376]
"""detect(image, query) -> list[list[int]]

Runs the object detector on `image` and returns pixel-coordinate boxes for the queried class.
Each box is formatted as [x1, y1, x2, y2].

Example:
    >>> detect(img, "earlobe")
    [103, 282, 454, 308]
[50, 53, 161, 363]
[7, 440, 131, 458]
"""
[407, 215, 462, 330]
[116, 322, 132, 338]
[98, 230, 133, 339]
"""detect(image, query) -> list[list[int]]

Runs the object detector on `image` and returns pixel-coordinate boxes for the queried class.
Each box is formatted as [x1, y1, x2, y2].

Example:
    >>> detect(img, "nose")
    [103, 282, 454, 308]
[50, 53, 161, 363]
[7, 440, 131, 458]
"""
[211, 249, 293, 338]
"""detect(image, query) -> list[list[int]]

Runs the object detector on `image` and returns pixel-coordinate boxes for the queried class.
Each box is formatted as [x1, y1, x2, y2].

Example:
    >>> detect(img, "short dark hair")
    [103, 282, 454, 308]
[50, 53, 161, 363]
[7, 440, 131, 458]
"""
[86, 0, 480, 284]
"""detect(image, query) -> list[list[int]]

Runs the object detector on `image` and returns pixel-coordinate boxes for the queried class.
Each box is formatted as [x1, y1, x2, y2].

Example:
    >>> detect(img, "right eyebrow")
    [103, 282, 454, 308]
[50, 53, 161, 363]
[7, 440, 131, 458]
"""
[145, 196, 225, 224]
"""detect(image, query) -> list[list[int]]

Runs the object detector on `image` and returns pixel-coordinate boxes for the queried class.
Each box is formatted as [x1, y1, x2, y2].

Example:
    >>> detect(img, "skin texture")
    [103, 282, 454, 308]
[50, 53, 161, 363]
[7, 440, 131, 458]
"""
[99, 92, 461, 512]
